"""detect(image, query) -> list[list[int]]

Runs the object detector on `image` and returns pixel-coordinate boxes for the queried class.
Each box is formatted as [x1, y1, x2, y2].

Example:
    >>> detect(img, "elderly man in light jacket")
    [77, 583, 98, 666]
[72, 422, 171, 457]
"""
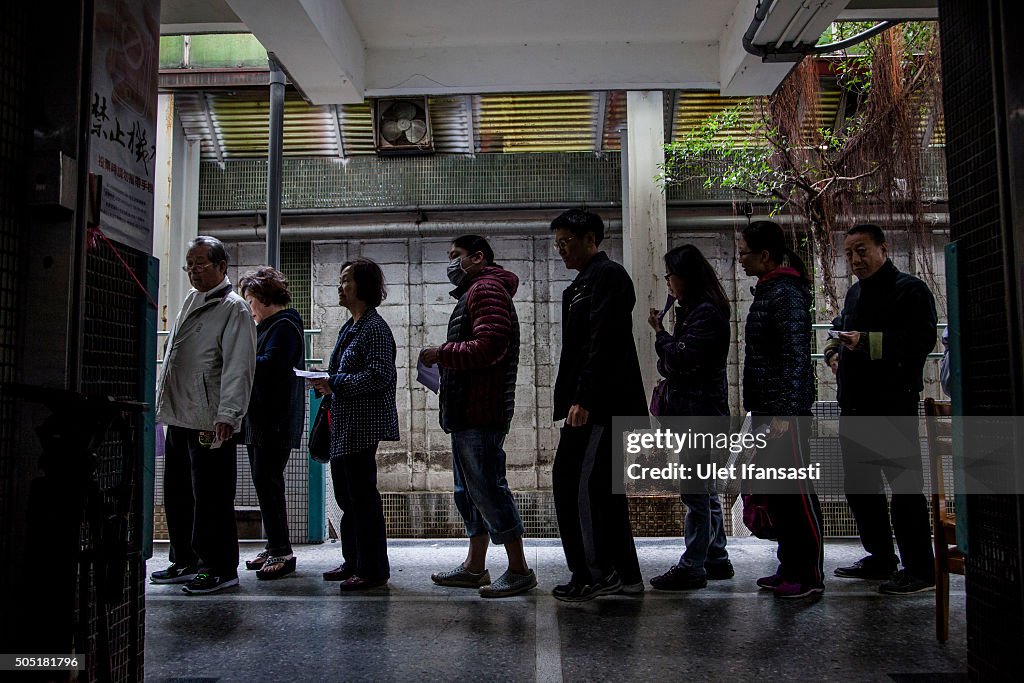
[151, 236, 256, 595]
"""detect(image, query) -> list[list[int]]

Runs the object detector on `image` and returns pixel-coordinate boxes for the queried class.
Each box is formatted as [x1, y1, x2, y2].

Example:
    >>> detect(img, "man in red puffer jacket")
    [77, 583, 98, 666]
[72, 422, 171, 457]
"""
[419, 235, 536, 599]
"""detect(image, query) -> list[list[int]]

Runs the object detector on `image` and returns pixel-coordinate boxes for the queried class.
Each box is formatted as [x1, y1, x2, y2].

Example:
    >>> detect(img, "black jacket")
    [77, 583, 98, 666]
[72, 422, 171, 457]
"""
[654, 300, 730, 416]
[742, 268, 815, 416]
[553, 252, 647, 423]
[828, 259, 936, 411]
[242, 308, 305, 448]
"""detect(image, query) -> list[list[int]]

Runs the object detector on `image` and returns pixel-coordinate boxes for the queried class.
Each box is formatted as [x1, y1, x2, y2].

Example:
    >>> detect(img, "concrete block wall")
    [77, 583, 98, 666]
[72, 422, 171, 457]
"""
[225, 227, 949, 496]
[292, 235, 622, 495]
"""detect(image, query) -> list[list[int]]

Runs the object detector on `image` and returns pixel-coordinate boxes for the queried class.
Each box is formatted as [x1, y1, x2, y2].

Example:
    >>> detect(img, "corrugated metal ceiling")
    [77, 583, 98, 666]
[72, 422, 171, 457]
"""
[171, 86, 941, 161]
[474, 92, 600, 153]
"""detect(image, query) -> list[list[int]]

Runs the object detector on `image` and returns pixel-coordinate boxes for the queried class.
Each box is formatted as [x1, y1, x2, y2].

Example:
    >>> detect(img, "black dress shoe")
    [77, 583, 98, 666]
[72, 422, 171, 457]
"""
[338, 575, 388, 592]
[323, 563, 355, 581]
[834, 558, 897, 580]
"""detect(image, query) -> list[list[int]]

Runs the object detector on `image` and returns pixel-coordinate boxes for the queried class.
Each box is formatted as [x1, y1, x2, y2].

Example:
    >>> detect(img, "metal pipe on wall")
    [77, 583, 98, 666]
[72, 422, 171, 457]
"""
[265, 55, 285, 269]
[198, 199, 782, 219]
[206, 213, 950, 242]
[200, 201, 623, 218]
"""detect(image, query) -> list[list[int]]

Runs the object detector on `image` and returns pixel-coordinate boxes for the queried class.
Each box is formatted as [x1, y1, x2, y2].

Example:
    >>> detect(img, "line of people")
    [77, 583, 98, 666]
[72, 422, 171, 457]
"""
[151, 211, 939, 602]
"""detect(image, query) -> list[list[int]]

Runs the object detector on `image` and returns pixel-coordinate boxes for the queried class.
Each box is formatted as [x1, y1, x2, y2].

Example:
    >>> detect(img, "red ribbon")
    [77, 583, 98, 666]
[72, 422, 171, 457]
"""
[87, 225, 159, 311]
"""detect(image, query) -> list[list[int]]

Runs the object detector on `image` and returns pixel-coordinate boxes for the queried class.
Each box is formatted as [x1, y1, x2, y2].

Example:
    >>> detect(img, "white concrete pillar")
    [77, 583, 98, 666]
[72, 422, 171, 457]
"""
[153, 93, 201, 334]
[622, 90, 669, 404]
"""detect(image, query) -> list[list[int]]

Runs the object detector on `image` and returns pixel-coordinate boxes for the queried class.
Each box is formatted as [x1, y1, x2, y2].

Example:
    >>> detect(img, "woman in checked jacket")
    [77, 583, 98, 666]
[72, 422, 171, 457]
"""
[311, 258, 399, 592]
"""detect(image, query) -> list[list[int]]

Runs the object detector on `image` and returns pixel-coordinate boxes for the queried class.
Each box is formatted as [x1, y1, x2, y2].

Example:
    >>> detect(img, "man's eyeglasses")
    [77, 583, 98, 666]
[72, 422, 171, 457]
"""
[738, 250, 756, 257]
[182, 262, 215, 274]
[553, 236, 577, 251]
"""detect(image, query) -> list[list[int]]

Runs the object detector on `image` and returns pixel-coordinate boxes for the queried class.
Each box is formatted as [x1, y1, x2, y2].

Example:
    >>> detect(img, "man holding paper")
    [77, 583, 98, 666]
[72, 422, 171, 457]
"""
[824, 224, 937, 595]
[152, 236, 256, 595]
[419, 235, 535, 598]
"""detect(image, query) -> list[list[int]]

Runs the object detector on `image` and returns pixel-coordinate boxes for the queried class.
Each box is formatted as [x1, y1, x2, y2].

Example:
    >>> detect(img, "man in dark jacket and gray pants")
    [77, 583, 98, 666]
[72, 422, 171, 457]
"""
[825, 224, 937, 595]
[550, 209, 646, 602]
[420, 235, 535, 598]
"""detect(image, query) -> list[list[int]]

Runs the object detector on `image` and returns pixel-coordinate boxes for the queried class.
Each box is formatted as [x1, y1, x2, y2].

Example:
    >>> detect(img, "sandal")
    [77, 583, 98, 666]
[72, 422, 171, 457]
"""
[256, 555, 296, 580]
[245, 549, 271, 571]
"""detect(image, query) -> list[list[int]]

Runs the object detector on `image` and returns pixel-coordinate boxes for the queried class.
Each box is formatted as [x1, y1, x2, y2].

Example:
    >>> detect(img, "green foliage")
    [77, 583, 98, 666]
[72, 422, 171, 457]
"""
[661, 20, 938, 211]
[662, 102, 783, 208]
[660, 21, 940, 317]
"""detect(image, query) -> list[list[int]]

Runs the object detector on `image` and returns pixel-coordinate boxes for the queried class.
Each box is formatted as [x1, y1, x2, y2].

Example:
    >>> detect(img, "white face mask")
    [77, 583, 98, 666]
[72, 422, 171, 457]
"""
[446, 256, 468, 286]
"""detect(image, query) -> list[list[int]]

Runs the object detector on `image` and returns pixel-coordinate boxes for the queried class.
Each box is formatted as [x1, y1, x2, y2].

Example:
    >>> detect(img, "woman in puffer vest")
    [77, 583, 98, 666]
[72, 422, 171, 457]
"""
[739, 220, 825, 600]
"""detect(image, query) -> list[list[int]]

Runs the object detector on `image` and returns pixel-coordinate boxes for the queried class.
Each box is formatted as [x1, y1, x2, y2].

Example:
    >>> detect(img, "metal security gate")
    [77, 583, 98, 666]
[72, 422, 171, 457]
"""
[939, 0, 1024, 677]
[77, 243, 156, 682]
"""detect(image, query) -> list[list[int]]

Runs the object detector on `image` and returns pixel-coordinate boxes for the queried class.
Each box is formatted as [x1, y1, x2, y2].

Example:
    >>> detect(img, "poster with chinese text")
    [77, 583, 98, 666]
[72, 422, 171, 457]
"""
[88, 0, 160, 255]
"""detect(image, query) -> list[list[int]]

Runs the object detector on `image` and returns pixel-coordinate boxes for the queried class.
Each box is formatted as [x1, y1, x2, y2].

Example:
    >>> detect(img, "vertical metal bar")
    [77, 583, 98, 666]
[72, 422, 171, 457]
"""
[944, 241, 968, 556]
[331, 104, 345, 158]
[464, 95, 476, 155]
[70, 0, 96, 392]
[200, 91, 224, 166]
[469, 94, 480, 154]
[666, 90, 680, 144]
[307, 390, 326, 543]
[266, 54, 285, 269]
[594, 91, 608, 152]
[140, 255, 160, 560]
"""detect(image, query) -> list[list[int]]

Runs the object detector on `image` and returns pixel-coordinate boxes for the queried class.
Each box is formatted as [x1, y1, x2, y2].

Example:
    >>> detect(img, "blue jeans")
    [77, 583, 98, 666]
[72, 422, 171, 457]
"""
[678, 489, 729, 572]
[451, 428, 525, 545]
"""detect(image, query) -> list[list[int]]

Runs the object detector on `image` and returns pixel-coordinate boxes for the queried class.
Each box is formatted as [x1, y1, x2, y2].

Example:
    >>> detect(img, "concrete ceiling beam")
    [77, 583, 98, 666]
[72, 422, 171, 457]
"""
[364, 41, 720, 98]
[224, 0, 366, 104]
[719, 0, 853, 96]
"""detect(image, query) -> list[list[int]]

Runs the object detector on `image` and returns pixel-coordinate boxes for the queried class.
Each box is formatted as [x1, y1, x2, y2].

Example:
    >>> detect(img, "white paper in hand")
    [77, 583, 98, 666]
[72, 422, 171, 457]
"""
[416, 359, 440, 394]
[294, 368, 330, 379]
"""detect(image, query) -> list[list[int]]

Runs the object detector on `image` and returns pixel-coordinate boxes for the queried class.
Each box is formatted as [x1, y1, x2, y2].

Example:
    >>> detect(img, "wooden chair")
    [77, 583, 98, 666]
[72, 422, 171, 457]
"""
[924, 397, 963, 643]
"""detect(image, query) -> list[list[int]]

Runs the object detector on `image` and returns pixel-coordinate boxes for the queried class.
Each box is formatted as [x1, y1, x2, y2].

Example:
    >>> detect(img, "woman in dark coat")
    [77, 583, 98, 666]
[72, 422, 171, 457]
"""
[311, 259, 399, 591]
[238, 267, 306, 579]
[739, 220, 825, 599]
[646, 244, 734, 590]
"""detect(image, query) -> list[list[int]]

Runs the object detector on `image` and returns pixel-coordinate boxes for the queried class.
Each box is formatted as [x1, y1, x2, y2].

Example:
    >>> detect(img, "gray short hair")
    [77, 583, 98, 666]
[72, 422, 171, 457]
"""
[187, 235, 228, 265]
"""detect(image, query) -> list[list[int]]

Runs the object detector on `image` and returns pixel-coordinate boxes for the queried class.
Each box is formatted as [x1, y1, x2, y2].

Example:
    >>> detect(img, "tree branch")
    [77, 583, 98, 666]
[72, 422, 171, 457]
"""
[811, 168, 879, 191]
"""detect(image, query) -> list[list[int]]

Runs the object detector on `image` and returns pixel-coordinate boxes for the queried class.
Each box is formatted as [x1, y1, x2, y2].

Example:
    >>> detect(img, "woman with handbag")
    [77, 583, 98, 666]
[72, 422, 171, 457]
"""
[739, 221, 825, 599]
[310, 259, 399, 591]
[238, 267, 306, 580]
[646, 245, 733, 590]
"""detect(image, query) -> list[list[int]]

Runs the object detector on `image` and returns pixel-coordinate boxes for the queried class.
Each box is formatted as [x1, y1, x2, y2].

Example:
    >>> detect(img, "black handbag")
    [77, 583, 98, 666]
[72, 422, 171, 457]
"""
[308, 396, 331, 464]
